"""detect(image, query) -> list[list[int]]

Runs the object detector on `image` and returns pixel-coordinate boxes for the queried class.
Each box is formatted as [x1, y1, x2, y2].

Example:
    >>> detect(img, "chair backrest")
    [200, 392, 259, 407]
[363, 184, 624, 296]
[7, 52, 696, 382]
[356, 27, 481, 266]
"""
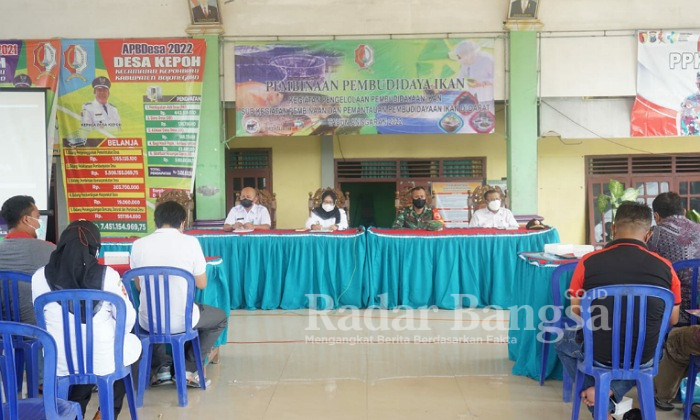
[0, 271, 32, 322]
[470, 184, 508, 211]
[121, 266, 196, 337]
[0, 321, 62, 420]
[34, 289, 127, 379]
[394, 186, 433, 214]
[579, 285, 674, 377]
[673, 258, 700, 326]
[156, 189, 195, 229]
[308, 187, 350, 216]
[235, 188, 276, 228]
[550, 262, 579, 308]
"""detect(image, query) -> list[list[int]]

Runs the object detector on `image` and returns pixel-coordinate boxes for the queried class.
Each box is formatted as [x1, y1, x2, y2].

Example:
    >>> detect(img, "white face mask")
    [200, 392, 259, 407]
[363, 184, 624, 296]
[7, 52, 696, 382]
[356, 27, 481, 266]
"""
[322, 203, 335, 212]
[29, 216, 46, 239]
[487, 199, 501, 212]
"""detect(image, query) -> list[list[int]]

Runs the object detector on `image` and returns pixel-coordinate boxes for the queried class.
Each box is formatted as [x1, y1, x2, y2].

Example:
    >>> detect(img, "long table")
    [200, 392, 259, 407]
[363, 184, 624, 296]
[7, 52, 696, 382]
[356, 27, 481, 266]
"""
[364, 227, 560, 308]
[100, 228, 368, 310]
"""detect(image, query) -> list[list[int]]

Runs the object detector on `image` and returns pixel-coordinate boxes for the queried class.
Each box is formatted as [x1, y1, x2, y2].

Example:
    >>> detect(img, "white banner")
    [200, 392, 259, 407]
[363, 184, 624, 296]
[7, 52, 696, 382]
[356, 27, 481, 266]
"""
[631, 30, 700, 137]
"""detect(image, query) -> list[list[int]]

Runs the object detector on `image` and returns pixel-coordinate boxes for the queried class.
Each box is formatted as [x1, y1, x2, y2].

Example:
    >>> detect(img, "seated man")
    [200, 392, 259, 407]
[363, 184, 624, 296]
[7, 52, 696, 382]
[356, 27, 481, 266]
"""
[223, 187, 271, 231]
[130, 201, 227, 388]
[555, 202, 680, 416]
[0, 195, 55, 324]
[648, 192, 700, 326]
[392, 186, 442, 230]
[654, 326, 700, 412]
[468, 189, 519, 229]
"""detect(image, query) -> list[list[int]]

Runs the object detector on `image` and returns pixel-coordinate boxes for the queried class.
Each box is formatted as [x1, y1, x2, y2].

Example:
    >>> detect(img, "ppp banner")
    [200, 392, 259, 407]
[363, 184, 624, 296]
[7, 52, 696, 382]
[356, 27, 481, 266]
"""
[631, 30, 700, 136]
[234, 38, 494, 136]
[57, 39, 206, 236]
[0, 39, 61, 175]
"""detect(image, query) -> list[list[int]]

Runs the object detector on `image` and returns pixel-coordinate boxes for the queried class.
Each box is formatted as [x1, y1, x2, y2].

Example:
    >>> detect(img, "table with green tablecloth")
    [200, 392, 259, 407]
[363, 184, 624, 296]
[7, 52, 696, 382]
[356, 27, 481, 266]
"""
[364, 227, 560, 309]
[508, 252, 576, 380]
[101, 228, 368, 311]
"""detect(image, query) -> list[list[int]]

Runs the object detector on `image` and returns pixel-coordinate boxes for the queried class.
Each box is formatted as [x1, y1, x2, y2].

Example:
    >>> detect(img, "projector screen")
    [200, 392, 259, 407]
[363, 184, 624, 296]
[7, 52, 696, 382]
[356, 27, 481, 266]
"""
[0, 89, 49, 211]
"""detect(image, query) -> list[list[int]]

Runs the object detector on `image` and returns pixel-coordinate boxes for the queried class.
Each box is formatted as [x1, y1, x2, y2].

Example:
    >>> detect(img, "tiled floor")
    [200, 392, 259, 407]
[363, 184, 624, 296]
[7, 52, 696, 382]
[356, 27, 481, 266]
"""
[90, 309, 685, 419]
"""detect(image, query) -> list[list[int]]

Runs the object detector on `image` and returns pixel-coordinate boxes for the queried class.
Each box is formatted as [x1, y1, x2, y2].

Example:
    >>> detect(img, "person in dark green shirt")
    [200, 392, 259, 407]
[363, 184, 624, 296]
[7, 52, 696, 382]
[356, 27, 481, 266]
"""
[392, 186, 442, 230]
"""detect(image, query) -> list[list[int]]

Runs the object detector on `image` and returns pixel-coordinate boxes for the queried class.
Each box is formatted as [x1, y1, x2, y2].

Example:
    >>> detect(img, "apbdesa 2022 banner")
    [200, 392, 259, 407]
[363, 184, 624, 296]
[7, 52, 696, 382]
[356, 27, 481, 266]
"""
[631, 30, 700, 136]
[57, 39, 205, 236]
[234, 39, 494, 136]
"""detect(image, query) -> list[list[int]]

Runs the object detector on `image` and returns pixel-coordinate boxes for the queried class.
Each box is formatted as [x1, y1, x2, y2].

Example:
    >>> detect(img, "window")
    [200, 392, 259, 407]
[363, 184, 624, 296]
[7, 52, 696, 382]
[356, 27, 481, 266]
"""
[225, 149, 272, 211]
[335, 157, 486, 184]
[586, 154, 700, 246]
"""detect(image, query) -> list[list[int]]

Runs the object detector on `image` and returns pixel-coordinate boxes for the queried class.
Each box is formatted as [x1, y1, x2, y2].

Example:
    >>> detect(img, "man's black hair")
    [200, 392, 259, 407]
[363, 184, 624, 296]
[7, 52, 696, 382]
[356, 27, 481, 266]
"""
[410, 186, 426, 194]
[154, 200, 186, 228]
[652, 192, 684, 219]
[614, 201, 652, 230]
[484, 189, 499, 200]
[0, 195, 35, 229]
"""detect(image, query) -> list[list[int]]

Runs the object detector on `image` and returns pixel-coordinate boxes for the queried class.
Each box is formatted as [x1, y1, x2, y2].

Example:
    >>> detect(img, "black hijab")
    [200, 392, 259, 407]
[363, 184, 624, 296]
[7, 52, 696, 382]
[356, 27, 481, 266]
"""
[45, 220, 105, 293]
[312, 190, 341, 223]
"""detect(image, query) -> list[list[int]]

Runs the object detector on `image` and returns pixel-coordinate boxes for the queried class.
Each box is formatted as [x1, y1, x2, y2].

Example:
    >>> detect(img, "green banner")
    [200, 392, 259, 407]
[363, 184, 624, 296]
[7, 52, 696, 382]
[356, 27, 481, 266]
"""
[235, 38, 494, 136]
[57, 39, 206, 236]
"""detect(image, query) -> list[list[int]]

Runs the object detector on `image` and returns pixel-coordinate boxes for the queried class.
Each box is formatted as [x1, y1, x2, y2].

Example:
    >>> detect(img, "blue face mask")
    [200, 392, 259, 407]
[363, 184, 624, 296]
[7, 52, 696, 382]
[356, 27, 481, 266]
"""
[29, 217, 46, 239]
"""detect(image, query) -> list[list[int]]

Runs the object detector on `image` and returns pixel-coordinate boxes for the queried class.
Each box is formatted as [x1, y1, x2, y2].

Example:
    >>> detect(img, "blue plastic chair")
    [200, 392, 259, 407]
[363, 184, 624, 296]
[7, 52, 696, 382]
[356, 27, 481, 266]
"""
[538, 262, 578, 401]
[0, 321, 83, 419]
[34, 290, 138, 420]
[122, 266, 206, 407]
[571, 285, 675, 420]
[673, 259, 700, 420]
[0, 270, 40, 397]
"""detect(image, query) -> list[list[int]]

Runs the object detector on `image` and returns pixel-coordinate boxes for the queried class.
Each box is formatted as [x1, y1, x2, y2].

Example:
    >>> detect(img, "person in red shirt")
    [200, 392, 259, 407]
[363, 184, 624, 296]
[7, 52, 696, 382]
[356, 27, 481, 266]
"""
[0, 195, 56, 324]
[555, 201, 680, 418]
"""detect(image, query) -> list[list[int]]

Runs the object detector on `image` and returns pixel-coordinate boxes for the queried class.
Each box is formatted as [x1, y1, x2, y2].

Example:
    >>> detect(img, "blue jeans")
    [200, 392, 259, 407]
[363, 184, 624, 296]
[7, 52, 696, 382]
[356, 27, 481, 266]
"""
[554, 329, 639, 414]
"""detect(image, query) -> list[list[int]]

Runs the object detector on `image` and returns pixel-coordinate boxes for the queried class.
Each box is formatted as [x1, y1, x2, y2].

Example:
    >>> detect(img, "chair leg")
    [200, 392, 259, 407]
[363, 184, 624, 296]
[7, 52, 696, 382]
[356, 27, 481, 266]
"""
[539, 331, 550, 386]
[123, 372, 139, 420]
[562, 369, 572, 403]
[685, 358, 698, 420]
[171, 340, 188, 407]
[14, 348, 24, 393]
[593, 374, 611, 420]
[26, 343, 40, 398]
[97, 378, 115, 420]
[637, 375, 656, 420]
[571, 370, 585, 420]
[136, 341, 152, 408]
[192, 336, 206, 391]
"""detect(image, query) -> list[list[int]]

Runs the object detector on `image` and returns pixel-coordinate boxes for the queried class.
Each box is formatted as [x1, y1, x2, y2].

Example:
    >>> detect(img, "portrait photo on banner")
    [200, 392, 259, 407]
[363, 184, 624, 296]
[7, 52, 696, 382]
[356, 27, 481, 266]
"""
[508, 0, 539, 19]
[189, 0, 221, 25]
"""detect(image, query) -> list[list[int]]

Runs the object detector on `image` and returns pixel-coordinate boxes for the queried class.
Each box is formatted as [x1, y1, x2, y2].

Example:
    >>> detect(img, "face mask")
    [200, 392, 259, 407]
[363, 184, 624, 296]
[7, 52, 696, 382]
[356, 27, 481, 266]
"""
[322, 203, 335, 212]
[487, 200, 501, 212]
[29, 217, 46, 239]
[412, 199, 426, 209]
[240, 199, 253, 208]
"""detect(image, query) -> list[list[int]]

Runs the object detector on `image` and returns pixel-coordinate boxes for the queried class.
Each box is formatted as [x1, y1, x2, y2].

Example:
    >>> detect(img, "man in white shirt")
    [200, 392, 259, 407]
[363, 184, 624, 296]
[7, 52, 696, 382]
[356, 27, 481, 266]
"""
[223, 187, 272, 231]
[468, 189, 519, 229]
[130, 201, 227, 388]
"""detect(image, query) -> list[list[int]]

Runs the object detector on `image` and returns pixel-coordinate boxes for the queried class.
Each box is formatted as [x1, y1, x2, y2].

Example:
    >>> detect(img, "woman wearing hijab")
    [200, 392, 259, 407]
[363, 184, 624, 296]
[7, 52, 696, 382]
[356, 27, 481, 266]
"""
[32, 220, 141, 419]
[305, 190, 348, 231]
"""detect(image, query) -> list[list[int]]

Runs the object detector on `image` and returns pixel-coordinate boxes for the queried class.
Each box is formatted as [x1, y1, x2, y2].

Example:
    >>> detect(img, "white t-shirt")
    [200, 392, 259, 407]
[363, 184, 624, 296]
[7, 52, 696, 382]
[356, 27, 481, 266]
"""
[305, 208, 348, 230]
[468, 207, 519, 229]
[32, 266, 141, 376]
[129, 228, 207, 333]
[224, 204, 271, 227]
